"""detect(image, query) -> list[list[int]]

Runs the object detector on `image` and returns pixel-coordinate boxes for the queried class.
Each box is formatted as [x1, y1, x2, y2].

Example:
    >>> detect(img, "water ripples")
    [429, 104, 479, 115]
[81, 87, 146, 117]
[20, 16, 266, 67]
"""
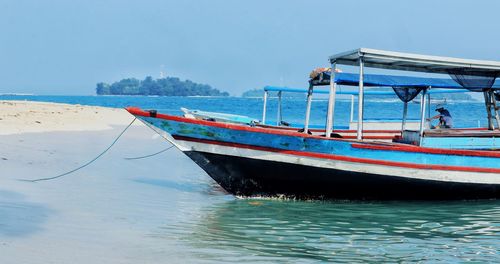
[155, 199, 500, 263]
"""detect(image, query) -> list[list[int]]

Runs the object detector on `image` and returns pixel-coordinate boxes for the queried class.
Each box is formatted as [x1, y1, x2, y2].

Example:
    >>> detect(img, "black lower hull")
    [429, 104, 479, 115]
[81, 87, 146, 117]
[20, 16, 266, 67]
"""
[184, 151, 500, 200]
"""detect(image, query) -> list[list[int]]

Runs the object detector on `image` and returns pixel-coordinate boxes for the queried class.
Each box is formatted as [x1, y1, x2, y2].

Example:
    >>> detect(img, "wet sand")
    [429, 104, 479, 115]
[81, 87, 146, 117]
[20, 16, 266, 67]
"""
[0, 101, 220, 263]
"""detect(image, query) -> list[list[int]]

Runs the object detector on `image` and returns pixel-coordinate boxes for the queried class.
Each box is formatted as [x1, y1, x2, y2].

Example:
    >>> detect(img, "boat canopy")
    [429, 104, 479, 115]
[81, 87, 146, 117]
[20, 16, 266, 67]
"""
[327, 48, 500, 92]
[329, 48, 500, 75]
[310, 72, 500, 89]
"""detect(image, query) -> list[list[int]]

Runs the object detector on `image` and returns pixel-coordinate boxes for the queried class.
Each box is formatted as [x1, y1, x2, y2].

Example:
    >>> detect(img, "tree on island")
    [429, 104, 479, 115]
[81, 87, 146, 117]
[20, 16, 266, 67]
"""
[96, 76, 229, 96]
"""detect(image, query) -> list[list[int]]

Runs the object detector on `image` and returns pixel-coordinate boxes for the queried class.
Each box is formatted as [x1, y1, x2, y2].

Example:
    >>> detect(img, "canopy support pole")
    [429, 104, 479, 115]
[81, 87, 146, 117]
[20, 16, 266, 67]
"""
[277, 91, 282, 126]
[401, 101, 408, 132]
[325, 63, 337, 137]
[262, 90, 268, 124]
[418, 88, 428, 146]
[483, 90, 494, 130]
[304, 84, 314, 133]
[427, 92, 431, 119]
[357, 56, 364, 140]
[350, 95, 354, 123]
[489, 90, 500, 130]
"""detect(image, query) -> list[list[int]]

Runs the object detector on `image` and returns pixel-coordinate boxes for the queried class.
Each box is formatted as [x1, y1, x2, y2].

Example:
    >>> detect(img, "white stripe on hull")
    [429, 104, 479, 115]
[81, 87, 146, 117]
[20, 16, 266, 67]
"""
[176, 139, 500, 185]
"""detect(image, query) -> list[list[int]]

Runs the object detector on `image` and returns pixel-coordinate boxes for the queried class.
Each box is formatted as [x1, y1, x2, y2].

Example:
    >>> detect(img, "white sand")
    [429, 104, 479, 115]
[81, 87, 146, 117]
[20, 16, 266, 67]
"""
[0, 100, 137, 135]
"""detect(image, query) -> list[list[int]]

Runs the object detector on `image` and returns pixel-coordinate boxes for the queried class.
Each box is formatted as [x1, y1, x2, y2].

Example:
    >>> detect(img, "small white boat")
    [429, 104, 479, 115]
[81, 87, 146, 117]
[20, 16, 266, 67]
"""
[181, 107, 259, 125]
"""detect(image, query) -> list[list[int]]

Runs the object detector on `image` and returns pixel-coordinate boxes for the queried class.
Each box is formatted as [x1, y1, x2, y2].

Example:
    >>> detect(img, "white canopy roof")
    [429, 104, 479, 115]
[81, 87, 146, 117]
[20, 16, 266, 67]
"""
[329, 48, 500, 74]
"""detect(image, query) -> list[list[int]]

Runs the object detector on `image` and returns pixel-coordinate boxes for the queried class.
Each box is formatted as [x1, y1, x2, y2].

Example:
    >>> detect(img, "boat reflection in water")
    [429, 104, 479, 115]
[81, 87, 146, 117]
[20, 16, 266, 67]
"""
[158, 199, 500, 262]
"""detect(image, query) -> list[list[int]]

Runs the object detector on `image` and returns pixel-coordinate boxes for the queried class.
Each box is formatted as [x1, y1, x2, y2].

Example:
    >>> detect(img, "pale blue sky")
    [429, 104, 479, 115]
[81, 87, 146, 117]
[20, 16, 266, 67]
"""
[1, 0, 499, 95]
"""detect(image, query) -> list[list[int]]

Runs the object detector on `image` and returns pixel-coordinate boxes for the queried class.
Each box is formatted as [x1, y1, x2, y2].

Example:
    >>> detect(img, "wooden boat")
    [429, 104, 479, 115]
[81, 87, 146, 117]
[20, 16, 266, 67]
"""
[127, 48, 500, 199]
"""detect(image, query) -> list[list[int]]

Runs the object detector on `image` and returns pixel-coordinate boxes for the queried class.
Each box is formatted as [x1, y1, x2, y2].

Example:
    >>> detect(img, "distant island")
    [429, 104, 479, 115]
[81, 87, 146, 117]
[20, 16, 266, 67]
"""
[96, 76, 229, 96]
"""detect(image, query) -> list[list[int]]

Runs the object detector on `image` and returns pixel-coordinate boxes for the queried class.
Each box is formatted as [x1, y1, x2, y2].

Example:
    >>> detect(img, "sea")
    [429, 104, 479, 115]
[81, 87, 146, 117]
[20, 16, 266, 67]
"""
[2, 94, 500, 263]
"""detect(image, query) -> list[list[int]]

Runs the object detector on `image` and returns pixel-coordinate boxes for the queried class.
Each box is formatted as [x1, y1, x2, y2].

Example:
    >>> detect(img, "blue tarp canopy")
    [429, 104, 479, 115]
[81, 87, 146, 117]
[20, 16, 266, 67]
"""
[310, 72, 500, 89]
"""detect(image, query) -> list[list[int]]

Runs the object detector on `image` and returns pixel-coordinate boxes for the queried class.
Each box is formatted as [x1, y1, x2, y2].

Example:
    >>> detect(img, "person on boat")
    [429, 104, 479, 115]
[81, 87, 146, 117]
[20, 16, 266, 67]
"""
[427, 107, 453, 128]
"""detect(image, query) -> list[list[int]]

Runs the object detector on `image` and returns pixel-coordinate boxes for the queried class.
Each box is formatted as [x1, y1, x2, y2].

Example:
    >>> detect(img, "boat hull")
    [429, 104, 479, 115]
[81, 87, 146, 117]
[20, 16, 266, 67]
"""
[185, 150, 500, 200]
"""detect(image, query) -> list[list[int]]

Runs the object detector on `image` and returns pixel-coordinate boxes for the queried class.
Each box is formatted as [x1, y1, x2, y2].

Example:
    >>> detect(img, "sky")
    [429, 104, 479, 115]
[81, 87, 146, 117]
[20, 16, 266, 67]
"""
[1, 0, 500, 96]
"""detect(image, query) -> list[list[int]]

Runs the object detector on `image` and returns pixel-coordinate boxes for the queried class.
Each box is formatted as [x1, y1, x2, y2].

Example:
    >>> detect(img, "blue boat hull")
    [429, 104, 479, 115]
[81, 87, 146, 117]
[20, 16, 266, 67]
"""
[127, 107, 500, 200]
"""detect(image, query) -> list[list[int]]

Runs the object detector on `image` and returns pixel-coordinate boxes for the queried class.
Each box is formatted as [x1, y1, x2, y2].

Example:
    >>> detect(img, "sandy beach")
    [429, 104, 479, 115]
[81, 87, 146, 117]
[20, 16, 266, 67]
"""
[0, 100, 137, 135]
[0, 100, 216, 263]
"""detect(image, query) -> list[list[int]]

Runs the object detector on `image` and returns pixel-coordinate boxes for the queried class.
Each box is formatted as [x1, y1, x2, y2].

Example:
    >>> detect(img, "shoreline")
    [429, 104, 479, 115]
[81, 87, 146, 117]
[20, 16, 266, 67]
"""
[0, 100, 138, 135]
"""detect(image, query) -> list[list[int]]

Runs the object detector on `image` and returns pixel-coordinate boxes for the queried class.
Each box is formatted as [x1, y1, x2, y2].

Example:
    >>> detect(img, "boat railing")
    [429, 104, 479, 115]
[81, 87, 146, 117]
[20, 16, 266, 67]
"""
[261, 85, 465, 135]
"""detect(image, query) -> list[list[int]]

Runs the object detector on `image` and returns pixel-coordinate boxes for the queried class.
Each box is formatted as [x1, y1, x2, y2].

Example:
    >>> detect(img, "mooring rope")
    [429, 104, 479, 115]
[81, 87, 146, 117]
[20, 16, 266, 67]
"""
[20, 117, 138, 182]
[123, 145, 174, 160]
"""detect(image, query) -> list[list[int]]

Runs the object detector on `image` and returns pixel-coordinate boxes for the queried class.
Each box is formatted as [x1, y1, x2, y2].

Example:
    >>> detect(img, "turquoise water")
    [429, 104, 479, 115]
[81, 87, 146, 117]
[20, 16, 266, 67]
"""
[175, 199, 500, 262]
[2, 95, 499, 262]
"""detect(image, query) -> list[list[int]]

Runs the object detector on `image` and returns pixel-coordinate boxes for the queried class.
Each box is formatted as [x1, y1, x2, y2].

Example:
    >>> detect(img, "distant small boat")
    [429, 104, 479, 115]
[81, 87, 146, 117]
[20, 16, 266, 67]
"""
[181, 107, 258, 125]
[412, 98, 447, 104]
